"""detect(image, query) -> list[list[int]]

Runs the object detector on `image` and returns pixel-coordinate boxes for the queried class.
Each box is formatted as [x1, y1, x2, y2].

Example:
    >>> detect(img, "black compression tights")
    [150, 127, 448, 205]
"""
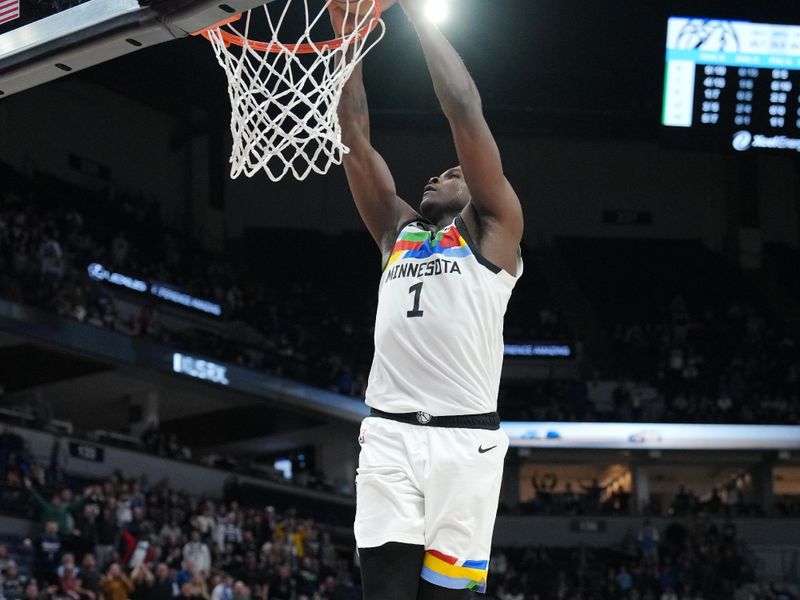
[359, 543, 471, 600]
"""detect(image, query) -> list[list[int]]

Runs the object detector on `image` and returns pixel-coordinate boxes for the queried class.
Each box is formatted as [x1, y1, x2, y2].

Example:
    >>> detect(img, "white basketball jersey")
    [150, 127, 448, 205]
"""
[365, 215, 522, 416]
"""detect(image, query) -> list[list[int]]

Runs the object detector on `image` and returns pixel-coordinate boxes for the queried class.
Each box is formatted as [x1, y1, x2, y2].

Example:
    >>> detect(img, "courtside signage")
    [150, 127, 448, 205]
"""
[502, 421, 800, 450]
[87, 262, 222, 316]
[172, 353, 230, 386]
[504, 343, 572, 358]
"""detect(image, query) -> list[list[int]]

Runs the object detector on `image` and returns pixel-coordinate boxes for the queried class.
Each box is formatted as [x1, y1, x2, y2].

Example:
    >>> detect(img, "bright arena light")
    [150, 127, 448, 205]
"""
[424, 0, 449, 23]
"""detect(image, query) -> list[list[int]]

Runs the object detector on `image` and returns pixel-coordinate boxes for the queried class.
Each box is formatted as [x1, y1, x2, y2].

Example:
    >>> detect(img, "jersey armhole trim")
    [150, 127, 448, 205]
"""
[454, 214, 502, 275]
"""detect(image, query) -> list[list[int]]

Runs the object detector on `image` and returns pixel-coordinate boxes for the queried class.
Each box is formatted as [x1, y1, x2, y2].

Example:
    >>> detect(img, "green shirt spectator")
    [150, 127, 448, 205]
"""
[24, 479, 86, 532]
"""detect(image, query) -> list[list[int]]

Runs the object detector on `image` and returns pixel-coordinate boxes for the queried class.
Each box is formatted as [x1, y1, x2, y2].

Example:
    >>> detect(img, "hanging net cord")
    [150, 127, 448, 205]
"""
[204, 1, 386, 181]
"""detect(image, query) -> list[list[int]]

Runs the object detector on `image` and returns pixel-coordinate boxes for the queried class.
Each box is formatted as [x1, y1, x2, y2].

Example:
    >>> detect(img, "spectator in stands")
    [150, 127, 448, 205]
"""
[560, 482, 579, 514]
[235, 553, 265, 598]
[177, 581, 204, 600]
[531, 472, 557, 514]
[73, 505, 99, 560]
[211, 574, 234, 600]
[705, 487, 723, 514]
[3, 565, 26, 600]
[23, 578, 57, 600]
[266, 564, 293, 600]
[0, 544, 17, 576]
[580, 478, 605, 513]
[57, 553, 94, 600]
[175, 561, 195, 592]
[38, 233, 64, 289]
[34, 523, 62, 585]
[182, 531, 211, 575]
[24, 480, 85, 533]
[637, 519, 660, 560]
[293, 556, 318, 600]
[93, 507, 118, 571]
[77, 555, 100, 600]
[231, 581, 250, 600]
[670, 485, 697, 516]
[158, 519, 181, 545]
[99, 563, 133, 600]
[150, 563, 176, 600]
[316, 576, 337, 600]
[130, 563, 156, 600]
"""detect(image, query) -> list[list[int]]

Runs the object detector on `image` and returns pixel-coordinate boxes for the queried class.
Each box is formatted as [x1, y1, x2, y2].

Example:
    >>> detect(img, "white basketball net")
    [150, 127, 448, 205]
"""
[203, 0, 386, 181]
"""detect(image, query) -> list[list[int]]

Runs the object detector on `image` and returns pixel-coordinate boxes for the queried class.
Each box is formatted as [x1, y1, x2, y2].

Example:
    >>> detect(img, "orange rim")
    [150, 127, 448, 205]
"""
[193, 0, 382, 54]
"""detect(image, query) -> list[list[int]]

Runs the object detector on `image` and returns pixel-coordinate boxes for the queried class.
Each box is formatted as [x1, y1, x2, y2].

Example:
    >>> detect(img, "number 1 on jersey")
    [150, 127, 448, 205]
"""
[407, 282, 425, 318]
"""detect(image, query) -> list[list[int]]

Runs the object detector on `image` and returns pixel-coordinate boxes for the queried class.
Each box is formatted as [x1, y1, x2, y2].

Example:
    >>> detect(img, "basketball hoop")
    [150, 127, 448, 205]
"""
[195, 0, 385, 181]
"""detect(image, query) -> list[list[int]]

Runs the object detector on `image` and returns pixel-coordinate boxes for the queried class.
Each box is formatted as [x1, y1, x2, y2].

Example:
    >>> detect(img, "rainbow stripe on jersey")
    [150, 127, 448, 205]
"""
[421, 549, 489, 593]
[385, 222, 471, 270]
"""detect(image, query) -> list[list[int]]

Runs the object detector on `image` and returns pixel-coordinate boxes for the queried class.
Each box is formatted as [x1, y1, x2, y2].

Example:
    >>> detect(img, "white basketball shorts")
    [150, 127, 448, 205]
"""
[354, 416, 509, 593]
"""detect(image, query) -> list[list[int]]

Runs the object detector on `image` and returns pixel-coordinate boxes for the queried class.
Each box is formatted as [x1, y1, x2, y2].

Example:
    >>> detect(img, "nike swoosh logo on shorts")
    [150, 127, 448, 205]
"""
[478, 445, 497, 454]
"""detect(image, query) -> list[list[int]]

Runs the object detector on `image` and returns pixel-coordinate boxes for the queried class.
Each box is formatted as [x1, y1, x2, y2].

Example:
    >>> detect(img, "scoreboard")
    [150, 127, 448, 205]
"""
[662, 17, 800, 153]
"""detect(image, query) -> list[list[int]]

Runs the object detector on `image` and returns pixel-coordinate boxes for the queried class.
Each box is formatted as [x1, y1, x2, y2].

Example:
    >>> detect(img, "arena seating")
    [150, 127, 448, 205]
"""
[2, 427, 792, 600]
[0, 162, 571, 400]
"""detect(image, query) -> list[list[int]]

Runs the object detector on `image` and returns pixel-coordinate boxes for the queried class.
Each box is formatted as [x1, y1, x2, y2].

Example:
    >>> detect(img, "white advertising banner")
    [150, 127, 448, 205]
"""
[501, 421, 800, 450]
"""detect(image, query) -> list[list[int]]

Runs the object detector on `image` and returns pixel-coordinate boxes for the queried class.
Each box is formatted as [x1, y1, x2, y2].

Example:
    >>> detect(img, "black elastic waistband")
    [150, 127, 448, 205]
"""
[369, 408, 500, 430]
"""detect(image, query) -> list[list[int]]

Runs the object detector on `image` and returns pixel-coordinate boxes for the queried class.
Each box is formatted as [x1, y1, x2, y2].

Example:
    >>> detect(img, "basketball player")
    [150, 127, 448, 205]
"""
[332, 1, 523, 598]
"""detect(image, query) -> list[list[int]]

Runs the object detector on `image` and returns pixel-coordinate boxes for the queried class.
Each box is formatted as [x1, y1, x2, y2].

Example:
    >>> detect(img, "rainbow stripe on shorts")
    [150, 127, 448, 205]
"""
[421, 549, 488, 593]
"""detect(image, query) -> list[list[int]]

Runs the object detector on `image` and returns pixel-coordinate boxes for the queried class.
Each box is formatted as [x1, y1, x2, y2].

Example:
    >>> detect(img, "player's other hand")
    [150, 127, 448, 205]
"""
[329, 0, 398, 34]
[327, 2, 352, 35]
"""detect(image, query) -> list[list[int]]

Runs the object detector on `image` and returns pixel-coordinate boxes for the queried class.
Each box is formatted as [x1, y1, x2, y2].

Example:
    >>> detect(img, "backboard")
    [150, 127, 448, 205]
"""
[0, 0, 273, 97]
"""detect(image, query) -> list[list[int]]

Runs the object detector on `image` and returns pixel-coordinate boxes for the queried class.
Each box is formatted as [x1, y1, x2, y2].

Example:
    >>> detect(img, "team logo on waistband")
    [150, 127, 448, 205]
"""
[416, 411, 432, 424]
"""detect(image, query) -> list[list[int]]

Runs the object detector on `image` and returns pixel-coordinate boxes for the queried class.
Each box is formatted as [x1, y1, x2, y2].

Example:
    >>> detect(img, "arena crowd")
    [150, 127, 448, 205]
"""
[0, 426, 780, 600]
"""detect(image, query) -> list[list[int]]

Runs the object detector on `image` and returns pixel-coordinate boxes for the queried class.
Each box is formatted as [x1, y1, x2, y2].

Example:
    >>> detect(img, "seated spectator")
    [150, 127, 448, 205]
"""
[58, 553, 94, 600]
[178, 581, 205, 600]
[0, 544, 18, 577]
[23, 578, 57, 600]
[231, 581, 250, 600]
[266, 564, 293, 600]
[293, 557, 318, 600]
[3, 565, 27, 600]
[99, 563, 133, 600]
[211, 574, 234, 600]
[78, 555, 101, 600]
[130, 563, 155, 600]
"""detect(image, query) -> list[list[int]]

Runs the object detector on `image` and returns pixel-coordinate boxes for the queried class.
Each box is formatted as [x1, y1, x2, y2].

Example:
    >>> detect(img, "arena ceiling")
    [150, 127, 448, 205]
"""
[69, 0, 800, 138]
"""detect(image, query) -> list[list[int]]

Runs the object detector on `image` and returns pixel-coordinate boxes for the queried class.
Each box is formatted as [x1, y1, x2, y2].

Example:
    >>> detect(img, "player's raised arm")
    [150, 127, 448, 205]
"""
[399, 0, 523, 247]
[334, 6, 418, 255]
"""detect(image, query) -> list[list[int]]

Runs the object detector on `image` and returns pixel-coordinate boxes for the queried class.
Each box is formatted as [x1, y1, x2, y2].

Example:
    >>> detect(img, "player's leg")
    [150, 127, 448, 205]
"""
[355, 418, 427, 600]
[419, 426, 510, 598]
[360, 542, 425, 600]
